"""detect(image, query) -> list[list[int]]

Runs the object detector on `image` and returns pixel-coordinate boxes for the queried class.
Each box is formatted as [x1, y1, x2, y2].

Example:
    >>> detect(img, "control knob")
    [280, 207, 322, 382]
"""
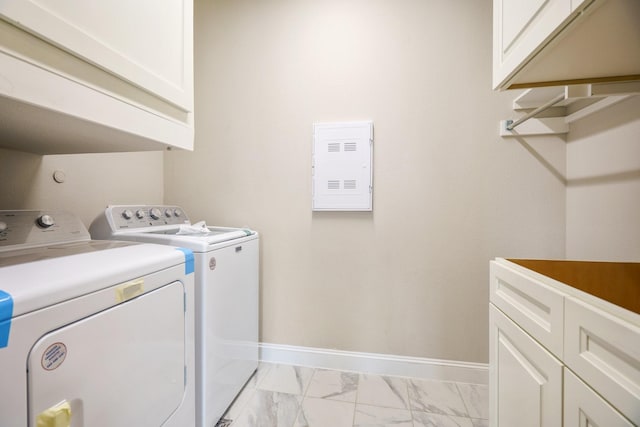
[122, 209, 133, 220]
[0, 221, 7, 232]
[36, 214, 55, 228]
[149, 208, 162, 220]
[174, 208, 183, 217]
[136, 209, 145, 219]
[164, 209, 173, 218]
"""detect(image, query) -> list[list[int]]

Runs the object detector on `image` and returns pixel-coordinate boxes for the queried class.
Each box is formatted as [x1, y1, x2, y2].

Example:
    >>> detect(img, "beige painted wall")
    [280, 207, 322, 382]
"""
[0, 1, 632, 366]
[0, 148, 164, 225]
[566, 96, 640, 261]
[165, 0, 566, 363]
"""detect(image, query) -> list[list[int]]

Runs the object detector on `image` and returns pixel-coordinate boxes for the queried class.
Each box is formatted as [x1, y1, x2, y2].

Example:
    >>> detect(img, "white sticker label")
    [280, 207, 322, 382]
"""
[42, 342, 67, 371]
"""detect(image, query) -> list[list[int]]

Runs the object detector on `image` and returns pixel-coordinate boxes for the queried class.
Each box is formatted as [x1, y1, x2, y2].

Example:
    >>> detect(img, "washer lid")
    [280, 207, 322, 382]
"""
[113, 228, 257, 251]
[151, 226, 252, 240]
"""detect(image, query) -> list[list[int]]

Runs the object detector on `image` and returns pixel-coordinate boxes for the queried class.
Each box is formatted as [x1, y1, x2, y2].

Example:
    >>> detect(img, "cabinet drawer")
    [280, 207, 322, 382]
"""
[490, 261, 565, 358]
[564, 368, 634, 427]
[565, 297, 640, 425]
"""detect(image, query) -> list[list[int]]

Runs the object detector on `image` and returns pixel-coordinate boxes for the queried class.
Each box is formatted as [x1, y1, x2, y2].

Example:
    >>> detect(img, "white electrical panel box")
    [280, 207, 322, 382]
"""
[312, 121, 373, 211]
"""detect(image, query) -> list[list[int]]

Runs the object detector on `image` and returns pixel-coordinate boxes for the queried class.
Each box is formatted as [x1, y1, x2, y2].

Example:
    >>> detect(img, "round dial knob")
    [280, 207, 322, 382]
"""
[135, 209, 145, 219]
[149, 208, 162, 220]
[164, 209, 173, 218]
[36, 214, 55, 228]
[173, 209, 182, 217]
[122, 209, 133, 220]
[0, 221, 7, 232]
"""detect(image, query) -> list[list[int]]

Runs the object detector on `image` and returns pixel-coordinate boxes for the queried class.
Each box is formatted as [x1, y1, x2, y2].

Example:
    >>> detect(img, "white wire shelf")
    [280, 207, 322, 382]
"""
[500, 81, 640, 137]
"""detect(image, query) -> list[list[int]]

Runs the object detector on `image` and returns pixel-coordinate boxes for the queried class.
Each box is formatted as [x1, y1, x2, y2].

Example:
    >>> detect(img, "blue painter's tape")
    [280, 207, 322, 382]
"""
[0, 290, 14, 348]
[175, 248, 194, 275]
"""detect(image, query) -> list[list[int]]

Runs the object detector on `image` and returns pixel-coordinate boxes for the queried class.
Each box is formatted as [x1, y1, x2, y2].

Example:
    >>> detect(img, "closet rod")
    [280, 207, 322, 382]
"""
[505, 93, 565, 131]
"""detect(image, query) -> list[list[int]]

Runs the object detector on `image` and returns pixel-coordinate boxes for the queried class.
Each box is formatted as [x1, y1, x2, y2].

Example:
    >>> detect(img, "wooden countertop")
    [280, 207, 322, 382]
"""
[507, 259, 640, 315]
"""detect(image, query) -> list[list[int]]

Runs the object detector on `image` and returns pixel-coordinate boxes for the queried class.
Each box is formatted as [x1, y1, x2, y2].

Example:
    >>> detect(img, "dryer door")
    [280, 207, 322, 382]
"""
[27, 281, 186, 427]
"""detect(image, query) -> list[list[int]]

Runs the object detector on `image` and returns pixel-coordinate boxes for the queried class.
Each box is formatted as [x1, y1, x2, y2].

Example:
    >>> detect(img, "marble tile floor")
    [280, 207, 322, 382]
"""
[218, 362, 489, 427]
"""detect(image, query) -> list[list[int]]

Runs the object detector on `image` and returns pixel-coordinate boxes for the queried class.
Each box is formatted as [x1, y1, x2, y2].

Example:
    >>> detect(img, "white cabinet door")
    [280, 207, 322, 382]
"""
[493, 0, 571, 88]
[571, 0, 589, 11]
[493, 0, 640, 89]
[489, 304, 563, 427]
[0, 0, 192, 110]
[0, 0, 193, 153]
[564, 369, 635, 427]
[564, 297, 640, 425]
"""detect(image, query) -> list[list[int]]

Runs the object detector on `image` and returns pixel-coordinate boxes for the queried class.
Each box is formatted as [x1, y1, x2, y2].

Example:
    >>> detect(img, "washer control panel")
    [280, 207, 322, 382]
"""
[0, 210, 90, 250]
[105, 205, 190, 231]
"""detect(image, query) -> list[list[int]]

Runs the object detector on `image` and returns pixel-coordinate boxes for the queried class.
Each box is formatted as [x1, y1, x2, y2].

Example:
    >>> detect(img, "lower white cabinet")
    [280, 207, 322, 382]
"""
[564, 297, 640, 424]
[564, 369, 634, 427]
[489, 304, 563, 427]
[490, 259, 640, 427]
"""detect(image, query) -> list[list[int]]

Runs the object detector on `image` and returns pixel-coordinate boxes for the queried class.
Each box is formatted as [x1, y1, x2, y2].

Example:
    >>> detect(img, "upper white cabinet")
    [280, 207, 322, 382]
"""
[493, 0, 640, 90]
[0, 0, 194, 153]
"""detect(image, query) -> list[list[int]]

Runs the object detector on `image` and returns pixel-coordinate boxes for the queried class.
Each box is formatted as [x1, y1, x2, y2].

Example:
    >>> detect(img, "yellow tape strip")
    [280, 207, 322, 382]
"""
[115, 279, 145, 302]
[36, 400, 72, 427]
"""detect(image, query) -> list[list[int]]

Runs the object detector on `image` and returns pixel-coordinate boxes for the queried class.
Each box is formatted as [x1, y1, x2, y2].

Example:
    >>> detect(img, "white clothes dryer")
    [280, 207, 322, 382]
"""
[90, 205, 259, 427]
[0, 210, 196, 427]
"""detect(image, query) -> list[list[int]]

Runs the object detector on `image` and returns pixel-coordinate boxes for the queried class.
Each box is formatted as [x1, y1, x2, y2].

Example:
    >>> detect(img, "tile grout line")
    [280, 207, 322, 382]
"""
[352, 372, 362, 427]
[454, 381, 472, 421]
[406, 376, 415, 425]
[294, 365, 316, 427]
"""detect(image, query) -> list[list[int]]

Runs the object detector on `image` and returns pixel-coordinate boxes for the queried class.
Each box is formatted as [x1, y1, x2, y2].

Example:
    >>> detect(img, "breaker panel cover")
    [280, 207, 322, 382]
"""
[312, 121, 373, 211]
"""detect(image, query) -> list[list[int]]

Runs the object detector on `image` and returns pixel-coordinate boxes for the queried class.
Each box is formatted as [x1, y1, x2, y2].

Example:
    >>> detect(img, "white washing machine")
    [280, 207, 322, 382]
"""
[90, 205, 259, 427]
[0, 210, 195, 427]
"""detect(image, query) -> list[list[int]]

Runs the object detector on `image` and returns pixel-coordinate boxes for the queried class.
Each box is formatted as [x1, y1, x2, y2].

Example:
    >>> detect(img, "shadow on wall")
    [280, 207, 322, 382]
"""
[566, 95, 640, 187]
[311, 211, 374, 221]
[567, 169, 640, 187]
[513, 136, 567, 186]
[513, 134, 640, 188]
[568, 95, 640, 140]
[510, 95, 640, 188]
[0, 148, 42, 209]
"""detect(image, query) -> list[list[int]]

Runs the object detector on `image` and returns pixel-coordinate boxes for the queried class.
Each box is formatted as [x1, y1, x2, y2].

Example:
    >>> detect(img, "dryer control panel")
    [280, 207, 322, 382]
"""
[0, 210, 90, 250]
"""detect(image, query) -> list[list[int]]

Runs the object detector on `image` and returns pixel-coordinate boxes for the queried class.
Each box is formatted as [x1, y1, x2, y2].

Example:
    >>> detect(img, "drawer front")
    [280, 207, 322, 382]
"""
[564, 368, 634, 427]
[490, 261, 565, 358]
[565, 297, 640, 425]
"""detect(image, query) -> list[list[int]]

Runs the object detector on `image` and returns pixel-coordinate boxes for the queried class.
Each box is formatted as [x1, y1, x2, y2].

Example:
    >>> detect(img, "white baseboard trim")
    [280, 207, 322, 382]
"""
[259, 342, 488, 385]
